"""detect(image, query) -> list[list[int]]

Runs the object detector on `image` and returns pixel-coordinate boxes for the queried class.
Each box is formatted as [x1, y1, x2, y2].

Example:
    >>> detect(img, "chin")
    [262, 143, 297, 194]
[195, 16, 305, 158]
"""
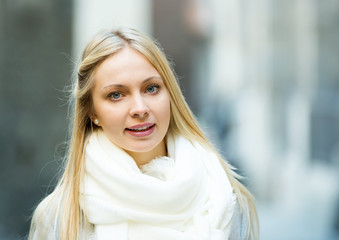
[125, 139, 162, 153]
[126, 144, 158, 153]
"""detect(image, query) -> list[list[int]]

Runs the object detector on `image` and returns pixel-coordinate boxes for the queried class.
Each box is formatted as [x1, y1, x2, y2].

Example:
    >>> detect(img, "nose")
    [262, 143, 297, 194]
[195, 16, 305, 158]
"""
[129, 94, 150, 118]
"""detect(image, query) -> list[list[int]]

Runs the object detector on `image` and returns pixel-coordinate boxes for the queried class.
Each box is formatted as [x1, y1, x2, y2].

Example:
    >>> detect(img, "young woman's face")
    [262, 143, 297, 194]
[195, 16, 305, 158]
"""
[91, 46, 171, 164]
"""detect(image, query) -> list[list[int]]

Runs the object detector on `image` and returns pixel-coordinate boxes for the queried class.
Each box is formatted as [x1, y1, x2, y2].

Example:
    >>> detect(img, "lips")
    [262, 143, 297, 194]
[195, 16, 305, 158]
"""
[125, 123, 156, 137]
[126, 123, 155, 131]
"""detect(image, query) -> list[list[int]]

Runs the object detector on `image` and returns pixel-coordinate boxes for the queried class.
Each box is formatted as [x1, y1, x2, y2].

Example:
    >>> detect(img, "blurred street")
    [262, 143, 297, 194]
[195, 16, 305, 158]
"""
[0, 0, 338, 239]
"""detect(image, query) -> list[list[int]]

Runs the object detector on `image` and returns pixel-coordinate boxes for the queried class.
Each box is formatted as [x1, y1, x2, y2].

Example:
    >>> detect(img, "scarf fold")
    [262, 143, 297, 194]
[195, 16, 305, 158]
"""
[80, 130, 235, 240]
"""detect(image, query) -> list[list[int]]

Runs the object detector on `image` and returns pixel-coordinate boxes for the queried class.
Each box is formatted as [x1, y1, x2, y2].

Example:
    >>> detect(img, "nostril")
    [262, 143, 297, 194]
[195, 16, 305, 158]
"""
[129, 98, 150, 117]
[131, 110, 149, 118]
[130, 104, 150, 117]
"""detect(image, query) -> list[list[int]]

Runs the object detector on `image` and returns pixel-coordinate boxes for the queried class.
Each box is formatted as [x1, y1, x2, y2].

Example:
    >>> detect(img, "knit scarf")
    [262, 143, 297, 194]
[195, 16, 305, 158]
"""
[80, 130, 236, 240]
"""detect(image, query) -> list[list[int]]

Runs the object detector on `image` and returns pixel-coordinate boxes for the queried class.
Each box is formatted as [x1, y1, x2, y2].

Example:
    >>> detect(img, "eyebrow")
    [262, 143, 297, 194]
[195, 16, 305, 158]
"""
[103, 76, 162, 89]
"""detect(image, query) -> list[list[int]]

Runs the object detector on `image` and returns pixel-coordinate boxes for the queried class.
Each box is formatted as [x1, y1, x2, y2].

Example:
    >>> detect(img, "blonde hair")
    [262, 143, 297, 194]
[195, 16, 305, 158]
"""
[29, 28, 258, 239]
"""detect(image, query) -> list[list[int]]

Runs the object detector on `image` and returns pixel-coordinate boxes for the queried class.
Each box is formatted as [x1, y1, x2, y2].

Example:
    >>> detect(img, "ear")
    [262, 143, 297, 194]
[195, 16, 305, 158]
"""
[93, 119, 100, 126]
[89, 114, 101, 126]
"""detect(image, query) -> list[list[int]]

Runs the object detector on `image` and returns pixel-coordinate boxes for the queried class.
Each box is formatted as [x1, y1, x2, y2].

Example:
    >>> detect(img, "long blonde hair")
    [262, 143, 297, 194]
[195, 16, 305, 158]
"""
[29, 28, 258, 240]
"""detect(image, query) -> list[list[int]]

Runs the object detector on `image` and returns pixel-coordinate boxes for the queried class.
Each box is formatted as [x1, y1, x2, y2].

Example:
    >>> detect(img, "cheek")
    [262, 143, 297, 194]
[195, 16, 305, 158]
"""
[95, 102, 124, 126]
[157, 96, 171, 123]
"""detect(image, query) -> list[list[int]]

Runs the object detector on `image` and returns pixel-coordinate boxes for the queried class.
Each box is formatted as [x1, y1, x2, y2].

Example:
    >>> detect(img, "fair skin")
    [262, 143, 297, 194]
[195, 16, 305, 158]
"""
[91, 46, 171, 167]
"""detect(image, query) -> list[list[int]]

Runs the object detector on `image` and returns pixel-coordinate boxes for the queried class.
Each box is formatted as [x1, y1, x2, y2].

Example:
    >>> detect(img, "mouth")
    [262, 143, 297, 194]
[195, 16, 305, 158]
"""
[125, 123, 156, 137]
[126, 123, 155, 132]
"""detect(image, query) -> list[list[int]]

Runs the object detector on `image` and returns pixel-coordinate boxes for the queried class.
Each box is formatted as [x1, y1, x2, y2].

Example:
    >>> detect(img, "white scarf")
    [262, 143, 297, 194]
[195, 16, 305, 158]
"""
[80, 130, 236, 240]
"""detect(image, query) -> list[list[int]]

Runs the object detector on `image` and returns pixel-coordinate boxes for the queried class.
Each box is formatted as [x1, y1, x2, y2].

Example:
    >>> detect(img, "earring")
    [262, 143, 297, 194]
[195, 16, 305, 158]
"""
[94, 119, 99, 125]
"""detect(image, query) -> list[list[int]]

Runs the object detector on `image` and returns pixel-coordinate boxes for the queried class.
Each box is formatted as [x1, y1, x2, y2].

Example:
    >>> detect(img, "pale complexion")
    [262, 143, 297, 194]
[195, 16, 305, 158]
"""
[91, 46, 171, 167]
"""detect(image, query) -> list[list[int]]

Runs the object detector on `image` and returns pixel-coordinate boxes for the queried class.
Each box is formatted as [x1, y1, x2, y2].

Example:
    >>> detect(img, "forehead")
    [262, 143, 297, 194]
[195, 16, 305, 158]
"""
[93, 46, 160, 86]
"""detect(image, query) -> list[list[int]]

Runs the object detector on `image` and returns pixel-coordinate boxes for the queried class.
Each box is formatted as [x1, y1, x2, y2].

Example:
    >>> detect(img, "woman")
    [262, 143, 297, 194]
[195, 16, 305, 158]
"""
[29, 28, 258, 240]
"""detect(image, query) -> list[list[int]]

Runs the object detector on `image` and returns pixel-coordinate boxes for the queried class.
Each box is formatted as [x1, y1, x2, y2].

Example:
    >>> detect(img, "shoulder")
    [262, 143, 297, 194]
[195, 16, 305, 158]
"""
[29, 189, 96, 240]
[229, 202, 248, 240]
[29, 191, 61, 240]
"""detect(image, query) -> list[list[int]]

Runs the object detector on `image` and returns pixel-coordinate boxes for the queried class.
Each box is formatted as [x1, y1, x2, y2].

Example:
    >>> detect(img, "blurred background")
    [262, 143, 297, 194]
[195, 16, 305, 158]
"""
[0, 0, 338, 239]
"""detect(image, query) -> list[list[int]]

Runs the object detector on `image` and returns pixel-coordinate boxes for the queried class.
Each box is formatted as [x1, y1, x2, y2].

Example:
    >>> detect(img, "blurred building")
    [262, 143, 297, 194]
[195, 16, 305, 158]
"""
[0, 0, 73, 238]
[0, 0, 338, 239]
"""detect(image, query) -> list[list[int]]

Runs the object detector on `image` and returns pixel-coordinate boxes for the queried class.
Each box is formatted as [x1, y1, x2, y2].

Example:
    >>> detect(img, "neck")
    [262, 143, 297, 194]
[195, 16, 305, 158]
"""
[126, 140, 167, 168]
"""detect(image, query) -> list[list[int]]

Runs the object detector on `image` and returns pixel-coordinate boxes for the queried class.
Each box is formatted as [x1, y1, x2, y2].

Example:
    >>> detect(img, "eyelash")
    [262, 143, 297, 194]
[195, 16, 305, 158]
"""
[107, 84, 161, 101]
[146, 84, 160, 93]
[108, 92, 123, 100]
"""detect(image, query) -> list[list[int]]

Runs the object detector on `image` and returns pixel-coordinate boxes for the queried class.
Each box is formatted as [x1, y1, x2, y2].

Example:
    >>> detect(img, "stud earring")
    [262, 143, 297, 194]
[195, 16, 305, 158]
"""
[94, 119, 99, 125]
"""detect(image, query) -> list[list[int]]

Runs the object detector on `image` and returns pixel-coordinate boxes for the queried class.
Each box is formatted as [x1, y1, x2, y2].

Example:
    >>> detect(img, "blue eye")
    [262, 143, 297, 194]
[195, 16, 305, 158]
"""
[146, 84, 159, 93]
[110, 92, 121, 99]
